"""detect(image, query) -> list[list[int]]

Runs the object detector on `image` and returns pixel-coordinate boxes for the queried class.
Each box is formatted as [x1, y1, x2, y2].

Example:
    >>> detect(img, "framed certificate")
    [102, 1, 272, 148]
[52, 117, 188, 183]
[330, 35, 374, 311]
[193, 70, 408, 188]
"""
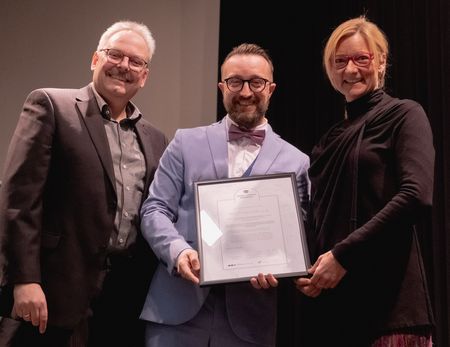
[194, 172, 310, 286]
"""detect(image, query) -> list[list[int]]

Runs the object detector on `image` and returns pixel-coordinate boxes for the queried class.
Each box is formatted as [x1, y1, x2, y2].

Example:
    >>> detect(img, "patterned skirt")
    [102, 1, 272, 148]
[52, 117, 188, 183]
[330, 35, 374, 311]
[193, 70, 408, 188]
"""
[371, 332, 433, 347]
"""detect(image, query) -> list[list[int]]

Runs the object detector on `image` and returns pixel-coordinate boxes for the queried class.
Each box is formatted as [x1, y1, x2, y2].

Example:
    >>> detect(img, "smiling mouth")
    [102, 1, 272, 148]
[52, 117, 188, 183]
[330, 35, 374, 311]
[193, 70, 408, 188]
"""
[107, 72, 130, 83]
[113, 76, 128, 82]
[345, 79, 362, 84]
[237, 100, 256, 107]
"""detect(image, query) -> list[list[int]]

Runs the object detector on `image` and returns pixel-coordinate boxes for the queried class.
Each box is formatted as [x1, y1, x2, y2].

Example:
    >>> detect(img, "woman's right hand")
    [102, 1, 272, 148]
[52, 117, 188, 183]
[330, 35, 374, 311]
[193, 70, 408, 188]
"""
[294, 277, 322, 297]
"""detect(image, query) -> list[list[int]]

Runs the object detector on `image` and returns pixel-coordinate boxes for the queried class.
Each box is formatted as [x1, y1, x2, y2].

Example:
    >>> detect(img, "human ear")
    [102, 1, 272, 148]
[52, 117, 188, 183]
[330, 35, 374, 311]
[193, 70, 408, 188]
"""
[90, 51, 99, 71]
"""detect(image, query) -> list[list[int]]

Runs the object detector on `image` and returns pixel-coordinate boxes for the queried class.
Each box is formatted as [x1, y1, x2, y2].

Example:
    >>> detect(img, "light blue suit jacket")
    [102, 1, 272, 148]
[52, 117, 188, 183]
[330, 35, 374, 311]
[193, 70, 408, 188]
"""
[140, 118, 310, 345]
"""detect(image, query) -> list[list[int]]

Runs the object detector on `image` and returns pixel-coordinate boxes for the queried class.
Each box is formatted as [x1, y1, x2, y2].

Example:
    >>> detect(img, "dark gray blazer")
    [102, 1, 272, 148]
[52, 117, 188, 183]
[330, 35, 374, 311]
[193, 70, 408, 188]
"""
[0, 84, 168, 328]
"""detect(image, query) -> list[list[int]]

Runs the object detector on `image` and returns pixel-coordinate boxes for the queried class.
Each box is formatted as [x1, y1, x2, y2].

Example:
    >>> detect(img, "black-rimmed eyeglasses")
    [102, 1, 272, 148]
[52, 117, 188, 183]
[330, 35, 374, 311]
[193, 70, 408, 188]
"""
[333, 52, 374, 69]
[223, 77, 272, 93]
[100, 48, 148, 72]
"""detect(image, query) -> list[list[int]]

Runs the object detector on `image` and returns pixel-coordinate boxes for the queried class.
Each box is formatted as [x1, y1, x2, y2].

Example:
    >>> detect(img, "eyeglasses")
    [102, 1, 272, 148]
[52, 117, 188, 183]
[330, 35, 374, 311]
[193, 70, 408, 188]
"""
[223, 77, 272, 93]
[333, 52, 374, 69]
[100, 48, 148, 72]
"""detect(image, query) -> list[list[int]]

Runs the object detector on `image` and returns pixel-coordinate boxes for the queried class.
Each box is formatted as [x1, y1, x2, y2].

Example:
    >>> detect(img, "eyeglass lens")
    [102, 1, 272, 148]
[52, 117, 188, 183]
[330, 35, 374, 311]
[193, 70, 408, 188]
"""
[225, 78, 268, 92]
[334, 53, 373, 69]
[102, 49, 147, 71]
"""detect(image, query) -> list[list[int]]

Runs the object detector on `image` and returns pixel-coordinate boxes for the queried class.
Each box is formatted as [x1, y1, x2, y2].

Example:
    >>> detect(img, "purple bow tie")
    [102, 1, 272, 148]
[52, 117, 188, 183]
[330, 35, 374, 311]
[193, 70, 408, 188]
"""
[228, 123, 266, 145]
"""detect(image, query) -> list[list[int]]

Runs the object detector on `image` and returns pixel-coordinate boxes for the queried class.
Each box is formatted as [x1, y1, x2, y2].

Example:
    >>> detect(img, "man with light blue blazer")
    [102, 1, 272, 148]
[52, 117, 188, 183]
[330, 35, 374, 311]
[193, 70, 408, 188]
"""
[140, 43, 310, 347]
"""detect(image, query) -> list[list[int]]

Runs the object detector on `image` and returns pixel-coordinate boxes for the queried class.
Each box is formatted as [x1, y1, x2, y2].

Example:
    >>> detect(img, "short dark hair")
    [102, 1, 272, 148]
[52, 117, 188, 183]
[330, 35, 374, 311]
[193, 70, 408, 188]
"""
[221, 43, 274, 75]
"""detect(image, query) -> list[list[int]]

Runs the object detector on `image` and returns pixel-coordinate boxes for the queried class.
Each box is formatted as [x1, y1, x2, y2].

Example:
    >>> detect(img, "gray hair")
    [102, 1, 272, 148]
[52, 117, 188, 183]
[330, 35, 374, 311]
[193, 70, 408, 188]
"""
[97, 20, 156, 62]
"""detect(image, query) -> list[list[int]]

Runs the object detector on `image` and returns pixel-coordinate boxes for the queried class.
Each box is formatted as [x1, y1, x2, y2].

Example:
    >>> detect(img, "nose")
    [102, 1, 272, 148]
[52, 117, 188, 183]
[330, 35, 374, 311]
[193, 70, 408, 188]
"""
[239, 81, 253, 96]
[117, 56, 130, 70]
[344, 59, 359, 72]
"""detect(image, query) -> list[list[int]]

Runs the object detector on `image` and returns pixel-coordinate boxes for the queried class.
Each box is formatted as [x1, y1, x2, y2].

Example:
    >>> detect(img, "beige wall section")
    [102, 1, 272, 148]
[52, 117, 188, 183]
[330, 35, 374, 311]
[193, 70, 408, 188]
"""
[0, 0, 220, 177]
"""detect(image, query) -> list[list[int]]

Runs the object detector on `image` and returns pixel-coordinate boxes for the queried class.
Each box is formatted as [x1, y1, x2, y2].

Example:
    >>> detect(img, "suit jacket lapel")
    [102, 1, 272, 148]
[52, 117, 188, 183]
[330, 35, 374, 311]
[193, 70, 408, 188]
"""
[252, 124, 282, 175]
[76, 86, 116, 195]
[206, 119, 229, 179]
[135, 121, 157, 197]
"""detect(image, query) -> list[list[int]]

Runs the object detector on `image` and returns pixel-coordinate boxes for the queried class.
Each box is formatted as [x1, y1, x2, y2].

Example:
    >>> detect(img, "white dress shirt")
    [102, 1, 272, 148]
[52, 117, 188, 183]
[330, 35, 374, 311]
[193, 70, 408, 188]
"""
[225, 115, 267, 178]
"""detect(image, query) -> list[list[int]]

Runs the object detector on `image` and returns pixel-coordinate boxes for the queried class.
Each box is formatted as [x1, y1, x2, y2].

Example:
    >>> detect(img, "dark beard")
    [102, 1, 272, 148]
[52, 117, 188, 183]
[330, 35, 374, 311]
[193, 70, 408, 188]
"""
[226, 100, 268, 129]
[228, 110, 263, 129]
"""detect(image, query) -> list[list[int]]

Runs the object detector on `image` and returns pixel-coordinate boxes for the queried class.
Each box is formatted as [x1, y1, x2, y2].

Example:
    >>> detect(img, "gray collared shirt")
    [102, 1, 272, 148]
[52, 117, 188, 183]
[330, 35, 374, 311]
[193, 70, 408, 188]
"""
[92, 85, 146, 254]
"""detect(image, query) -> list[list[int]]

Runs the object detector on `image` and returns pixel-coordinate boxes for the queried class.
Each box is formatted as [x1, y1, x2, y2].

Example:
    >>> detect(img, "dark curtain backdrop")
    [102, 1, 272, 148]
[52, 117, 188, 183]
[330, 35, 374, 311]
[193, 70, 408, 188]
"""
[218, 1, 449, 346]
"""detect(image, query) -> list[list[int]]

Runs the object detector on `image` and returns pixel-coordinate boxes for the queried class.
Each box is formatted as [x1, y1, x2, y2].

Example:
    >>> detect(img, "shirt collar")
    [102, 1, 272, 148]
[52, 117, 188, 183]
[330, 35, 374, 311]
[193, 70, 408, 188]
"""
[90, 82, 142, 125]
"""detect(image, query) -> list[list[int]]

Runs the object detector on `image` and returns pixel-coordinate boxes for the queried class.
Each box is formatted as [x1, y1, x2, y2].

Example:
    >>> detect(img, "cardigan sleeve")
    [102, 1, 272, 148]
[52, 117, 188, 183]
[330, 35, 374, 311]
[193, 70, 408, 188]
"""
[332, 102, 434, 268]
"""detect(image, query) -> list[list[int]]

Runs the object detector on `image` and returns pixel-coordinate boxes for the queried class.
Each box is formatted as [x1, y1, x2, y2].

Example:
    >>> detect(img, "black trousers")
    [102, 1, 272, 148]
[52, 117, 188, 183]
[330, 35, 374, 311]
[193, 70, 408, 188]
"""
[87, 254, 148, 347]
[0, 254, 150, 347]
[0, 318, 80, 347]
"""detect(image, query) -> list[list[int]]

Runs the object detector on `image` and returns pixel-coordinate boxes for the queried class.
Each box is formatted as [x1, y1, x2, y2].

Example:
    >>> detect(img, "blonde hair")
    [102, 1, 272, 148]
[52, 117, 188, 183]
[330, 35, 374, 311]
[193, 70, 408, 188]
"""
[323, 16, 389, 88]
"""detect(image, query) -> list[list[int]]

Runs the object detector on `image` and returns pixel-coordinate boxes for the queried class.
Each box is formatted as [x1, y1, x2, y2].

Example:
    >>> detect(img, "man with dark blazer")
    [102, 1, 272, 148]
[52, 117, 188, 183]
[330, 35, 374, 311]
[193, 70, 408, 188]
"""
[0, 20, 167, 346]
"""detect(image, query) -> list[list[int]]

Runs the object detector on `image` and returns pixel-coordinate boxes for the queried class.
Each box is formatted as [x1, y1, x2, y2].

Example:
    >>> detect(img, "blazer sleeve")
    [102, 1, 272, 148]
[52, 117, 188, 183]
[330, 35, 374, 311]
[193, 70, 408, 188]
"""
[140, 130, 191, 274]
[0, 89, 55, 284]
